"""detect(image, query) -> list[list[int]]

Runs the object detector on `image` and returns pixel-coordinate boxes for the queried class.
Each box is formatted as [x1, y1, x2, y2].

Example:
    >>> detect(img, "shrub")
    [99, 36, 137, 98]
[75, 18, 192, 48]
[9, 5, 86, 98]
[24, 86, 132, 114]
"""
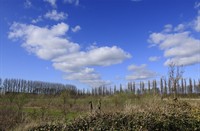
[30, 101, 200, 131]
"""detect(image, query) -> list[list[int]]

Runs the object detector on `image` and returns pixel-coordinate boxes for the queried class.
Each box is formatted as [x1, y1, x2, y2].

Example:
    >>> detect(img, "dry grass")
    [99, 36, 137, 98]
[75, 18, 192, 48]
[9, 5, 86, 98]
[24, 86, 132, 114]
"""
[0, 93, 200, 130]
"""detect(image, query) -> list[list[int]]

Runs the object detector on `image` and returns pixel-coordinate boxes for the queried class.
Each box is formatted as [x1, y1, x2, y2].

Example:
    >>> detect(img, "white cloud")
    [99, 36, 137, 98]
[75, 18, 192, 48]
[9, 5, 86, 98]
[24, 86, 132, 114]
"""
[44, 0, 56, 7]
[53, 46, 131, 72]
[148, 9, 200, 66]
[149, 56, 161, 62]
[8, 22, 131, 87]
[64, 0, 79, 6]
[63, 68, 111, 87]
[164, 54, 200, 66]
[31, 16, 43, 24]
[24, 0, 32, 8]
[174, 24, 185, 32]
[8, 22, 79, 60]
[128, 64, 146, 71]
[149, 31, 200, 66]
[126, 64, 157, 80]
[45, 10, 68, 21]
[194, 11, 200, 32]
[71, 25, 81, 33]
[32, 10, 68, 23]
[163, 24, 173, 33]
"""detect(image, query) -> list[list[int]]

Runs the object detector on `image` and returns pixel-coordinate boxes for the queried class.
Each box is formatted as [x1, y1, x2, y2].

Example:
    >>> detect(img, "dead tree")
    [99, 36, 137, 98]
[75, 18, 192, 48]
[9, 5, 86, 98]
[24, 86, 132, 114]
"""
[168, 62, 184, 99]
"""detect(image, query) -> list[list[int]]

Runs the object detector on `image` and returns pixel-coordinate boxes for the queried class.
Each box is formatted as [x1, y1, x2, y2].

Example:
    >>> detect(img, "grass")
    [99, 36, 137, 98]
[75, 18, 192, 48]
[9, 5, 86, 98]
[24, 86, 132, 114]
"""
[0, 93, 200, 130]
[30, 98, 200, 131]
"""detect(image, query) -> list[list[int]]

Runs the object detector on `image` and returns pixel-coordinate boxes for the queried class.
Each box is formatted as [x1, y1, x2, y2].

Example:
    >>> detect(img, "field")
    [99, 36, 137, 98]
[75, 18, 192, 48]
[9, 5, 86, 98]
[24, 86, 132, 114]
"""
[0, 92, 200, 131]
[2, 0, 200, 130]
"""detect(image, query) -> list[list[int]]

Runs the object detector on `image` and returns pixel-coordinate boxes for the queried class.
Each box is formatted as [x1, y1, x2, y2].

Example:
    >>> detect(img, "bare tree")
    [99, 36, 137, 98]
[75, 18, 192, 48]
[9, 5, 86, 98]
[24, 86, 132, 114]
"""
[168, 62, 184, 99]
[164, 78, 167, 95]
[181, 78, 184, 94]
[132, 82, 136, 94]
[0, 78, 2, 93]
[147, 80, 150, 94]
[198, 79, 200, 94]
[189, 78, 193, 94]
[160, 78, 163, 95]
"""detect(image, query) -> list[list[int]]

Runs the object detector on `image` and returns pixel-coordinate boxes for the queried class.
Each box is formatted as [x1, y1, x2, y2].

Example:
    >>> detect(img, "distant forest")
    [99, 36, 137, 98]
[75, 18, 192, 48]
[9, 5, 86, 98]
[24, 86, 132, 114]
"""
[0, 78, 76, 95]
[0, 78, 199, 96]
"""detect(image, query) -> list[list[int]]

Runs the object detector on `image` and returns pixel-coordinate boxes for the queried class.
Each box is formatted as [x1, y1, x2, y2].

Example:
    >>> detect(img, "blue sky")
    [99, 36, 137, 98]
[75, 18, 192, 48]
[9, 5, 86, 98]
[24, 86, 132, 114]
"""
[0, 0, 200, 89]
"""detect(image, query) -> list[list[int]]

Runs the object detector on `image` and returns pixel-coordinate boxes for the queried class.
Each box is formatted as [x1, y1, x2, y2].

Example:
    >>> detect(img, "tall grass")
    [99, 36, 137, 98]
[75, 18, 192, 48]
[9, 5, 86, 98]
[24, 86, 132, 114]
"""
[0, 92, 200, 130]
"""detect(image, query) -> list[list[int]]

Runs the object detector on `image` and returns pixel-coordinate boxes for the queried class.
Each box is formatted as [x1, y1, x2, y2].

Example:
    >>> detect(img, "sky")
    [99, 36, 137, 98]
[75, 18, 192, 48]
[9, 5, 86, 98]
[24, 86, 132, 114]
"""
[0, 0, 200, 89]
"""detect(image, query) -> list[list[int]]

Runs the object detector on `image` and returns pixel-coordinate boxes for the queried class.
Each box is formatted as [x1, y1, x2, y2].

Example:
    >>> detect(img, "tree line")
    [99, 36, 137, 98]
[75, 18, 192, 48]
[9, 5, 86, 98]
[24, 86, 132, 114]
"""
[0, 78, 76, 95]
[0, 77, 199, 96]
[88, 78, 200, 96]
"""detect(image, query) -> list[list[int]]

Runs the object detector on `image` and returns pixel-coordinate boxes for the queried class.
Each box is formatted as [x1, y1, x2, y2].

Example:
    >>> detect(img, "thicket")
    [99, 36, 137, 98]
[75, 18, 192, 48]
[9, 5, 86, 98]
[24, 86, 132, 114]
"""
[0, 90, 200, 130]
[30, 101, 200, 131]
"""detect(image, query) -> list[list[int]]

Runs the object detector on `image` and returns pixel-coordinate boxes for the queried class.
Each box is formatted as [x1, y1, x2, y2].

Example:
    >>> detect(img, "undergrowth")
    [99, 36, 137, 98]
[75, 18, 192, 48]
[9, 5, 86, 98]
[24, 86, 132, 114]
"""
[30, 100, 200, 131]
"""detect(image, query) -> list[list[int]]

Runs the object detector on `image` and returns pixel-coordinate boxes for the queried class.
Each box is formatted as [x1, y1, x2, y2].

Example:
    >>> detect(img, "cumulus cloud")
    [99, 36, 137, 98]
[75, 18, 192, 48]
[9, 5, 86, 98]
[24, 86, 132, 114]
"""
[149, 56, 161, 62]
[8, 22, 79, 60]
[53, 46, 131, 72]
[44, 0, 56, 7]
[45, 10, 68, 21]
[149, 31, 200, 66]
[64, 0, 79, 6]
[126, 64, 157, 80]
[148, 9, 200, 66]
[71, 25, 81, 33]
[8, 22, 131, 87]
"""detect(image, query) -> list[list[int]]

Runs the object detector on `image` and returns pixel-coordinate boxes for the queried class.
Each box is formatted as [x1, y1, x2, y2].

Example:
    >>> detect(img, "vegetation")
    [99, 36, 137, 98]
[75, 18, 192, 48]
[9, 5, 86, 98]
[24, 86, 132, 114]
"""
[0, 78, 76, 95]
[0, 72, 199, 130]
[0, 89, 199, 130]
[27, 96, 200, 131]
